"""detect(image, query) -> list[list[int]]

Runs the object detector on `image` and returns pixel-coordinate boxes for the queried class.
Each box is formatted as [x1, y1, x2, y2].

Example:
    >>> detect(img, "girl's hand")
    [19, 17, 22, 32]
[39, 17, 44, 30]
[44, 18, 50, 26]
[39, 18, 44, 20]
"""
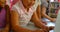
[42, 26, 49, 32]
[49, 26, 54, 30]
[42, 26, 54, 32]
[51, 18, 56, 22]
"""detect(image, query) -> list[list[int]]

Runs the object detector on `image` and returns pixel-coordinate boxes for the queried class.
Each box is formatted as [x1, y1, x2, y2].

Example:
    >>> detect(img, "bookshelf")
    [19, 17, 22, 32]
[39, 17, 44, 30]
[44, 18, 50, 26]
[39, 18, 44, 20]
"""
[48, 1, 60, 18]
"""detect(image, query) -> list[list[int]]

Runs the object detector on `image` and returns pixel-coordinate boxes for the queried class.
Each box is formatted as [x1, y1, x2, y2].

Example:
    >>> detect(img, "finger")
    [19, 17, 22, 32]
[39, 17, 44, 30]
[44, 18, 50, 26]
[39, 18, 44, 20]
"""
[49, 26, 54, 30]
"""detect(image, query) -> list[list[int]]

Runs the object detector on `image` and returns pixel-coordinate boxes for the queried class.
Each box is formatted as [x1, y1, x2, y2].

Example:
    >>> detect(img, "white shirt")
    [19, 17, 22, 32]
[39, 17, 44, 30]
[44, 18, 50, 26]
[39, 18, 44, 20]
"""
[11, 0, 41, 27]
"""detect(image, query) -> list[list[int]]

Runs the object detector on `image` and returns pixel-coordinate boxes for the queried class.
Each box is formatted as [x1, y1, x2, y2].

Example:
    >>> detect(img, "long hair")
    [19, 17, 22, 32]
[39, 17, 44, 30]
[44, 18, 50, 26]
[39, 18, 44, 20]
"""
[5, 5, 11, 32]
[5, 5, 10, 25]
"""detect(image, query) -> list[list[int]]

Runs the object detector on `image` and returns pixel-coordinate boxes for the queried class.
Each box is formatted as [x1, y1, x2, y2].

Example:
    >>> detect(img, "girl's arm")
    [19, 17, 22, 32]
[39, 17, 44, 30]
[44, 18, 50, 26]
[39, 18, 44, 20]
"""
[11, 10, 45, 32]
[41, 5, 55, 22]
[36, 5, 41, 19]
[10, 10, 34, 32]
[36, 5, 47, 25]
[31, 11, 49, 31]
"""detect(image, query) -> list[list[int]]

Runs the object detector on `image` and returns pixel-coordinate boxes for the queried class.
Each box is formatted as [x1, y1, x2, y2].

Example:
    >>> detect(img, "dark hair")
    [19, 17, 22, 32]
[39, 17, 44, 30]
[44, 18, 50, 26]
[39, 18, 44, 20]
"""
[5, 5, 11, 32]
[0, 6, 3, 12]
[5, 5, 10, 24]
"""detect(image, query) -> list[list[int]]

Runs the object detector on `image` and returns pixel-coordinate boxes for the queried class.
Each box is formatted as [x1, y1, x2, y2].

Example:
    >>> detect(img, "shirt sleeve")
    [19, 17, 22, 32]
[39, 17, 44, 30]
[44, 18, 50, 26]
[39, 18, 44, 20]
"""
[41, 0, 48, 8]
[11, 3, 19, 11]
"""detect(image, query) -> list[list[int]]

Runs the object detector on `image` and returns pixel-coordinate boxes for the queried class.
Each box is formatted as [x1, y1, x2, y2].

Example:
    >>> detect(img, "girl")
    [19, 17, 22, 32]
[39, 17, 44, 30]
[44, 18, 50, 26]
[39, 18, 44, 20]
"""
[11, 0, 54, 32]
[0, 0, 10, 32]
[41, 0, 56, 22]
